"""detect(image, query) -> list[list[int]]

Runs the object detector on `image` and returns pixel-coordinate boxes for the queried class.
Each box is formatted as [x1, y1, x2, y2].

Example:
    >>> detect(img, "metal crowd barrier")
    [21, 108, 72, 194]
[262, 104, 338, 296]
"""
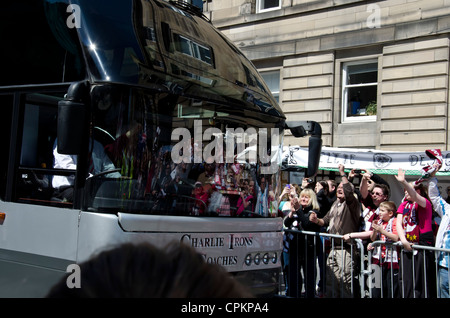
[366, 241, 450, 298]
[282, 229, 365, 298]
[281, 229, 450, 298]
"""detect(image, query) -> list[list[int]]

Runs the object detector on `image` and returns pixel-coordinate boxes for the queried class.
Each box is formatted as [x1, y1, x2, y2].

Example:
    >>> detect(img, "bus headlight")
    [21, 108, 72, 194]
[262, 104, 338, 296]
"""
[272, 252, 278, 264]
[254, 253, 261, 265]
[245, 254, 252, 266]
[263, 253, 269, 264]
[244, 252, 278, 266]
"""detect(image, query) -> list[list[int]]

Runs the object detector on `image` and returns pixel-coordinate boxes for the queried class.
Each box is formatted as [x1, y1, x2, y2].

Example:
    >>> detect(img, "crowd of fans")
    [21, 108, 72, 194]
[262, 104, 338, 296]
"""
[281, 162, 449, 299]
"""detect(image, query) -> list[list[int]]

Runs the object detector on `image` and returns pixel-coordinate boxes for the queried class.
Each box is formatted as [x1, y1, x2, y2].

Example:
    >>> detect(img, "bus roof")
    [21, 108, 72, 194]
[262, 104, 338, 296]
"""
[55, 0, 284, 118]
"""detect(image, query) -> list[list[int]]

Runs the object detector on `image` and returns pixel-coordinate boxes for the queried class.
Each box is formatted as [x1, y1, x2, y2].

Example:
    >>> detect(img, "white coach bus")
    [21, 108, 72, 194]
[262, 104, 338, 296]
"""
[0, 0, 321, 297]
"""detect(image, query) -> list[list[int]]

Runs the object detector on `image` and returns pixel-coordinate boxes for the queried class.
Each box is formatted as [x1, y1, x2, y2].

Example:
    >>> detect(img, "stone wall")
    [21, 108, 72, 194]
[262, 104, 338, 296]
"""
[205, 0, 450, 150]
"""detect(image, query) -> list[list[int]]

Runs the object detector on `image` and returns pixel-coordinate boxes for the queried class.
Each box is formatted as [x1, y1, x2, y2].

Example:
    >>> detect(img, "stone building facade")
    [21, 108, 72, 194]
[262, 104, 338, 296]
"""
[201, 0, 450, 151]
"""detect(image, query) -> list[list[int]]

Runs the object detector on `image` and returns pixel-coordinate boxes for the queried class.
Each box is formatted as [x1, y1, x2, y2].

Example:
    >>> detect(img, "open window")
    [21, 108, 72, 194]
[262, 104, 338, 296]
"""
[15, 92, 75, 207]
[341, 60, 378, 122]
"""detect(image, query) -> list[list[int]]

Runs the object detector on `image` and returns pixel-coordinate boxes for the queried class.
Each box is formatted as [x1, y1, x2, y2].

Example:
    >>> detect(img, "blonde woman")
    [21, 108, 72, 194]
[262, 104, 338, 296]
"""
[283, 188, 321, 298]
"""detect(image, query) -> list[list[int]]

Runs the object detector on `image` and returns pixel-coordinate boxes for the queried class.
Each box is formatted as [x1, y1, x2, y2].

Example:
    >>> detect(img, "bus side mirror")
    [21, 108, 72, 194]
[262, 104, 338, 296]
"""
[307, 134, 322, 178]
[286, 121, 322, 177]
[57, 82, 89, 154]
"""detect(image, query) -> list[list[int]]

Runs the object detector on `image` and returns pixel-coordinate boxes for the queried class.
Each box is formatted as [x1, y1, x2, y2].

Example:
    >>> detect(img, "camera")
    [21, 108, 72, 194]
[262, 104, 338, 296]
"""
[354, 169, 362, 174]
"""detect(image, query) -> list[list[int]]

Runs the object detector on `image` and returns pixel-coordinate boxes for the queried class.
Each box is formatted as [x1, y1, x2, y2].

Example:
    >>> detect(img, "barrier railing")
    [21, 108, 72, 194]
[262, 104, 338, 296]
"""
[366, 240, 450, 298]
[282, 229, 450, 298]
[282, 229, 365, 298]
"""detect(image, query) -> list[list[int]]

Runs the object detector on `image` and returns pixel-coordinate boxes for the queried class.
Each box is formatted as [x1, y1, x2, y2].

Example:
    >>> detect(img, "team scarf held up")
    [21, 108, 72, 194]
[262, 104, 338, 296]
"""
[415, 149, 443, 184]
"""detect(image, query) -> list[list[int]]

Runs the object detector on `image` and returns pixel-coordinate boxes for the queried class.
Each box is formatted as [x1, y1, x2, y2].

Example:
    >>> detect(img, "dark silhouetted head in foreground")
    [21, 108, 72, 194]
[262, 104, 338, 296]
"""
[47, 242, 253, 298]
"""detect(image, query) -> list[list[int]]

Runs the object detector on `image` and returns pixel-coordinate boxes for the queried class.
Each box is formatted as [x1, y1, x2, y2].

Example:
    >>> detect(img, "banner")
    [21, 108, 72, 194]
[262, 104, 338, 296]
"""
[283, 146, 450, 176]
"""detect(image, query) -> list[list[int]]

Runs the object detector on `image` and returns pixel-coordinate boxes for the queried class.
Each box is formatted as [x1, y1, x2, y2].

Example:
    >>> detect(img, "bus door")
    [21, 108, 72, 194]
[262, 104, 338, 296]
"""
[0, 89, 80, 297]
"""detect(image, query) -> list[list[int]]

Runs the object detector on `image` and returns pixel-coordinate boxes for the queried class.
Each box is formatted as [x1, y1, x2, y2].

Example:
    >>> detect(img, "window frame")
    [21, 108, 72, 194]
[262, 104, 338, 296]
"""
[174, 33, 214, 66]
[341, 59, 378, 123]
[257, 0, 281, 14]
[259, 69, 281, 103]
[13, 90, 77, 208]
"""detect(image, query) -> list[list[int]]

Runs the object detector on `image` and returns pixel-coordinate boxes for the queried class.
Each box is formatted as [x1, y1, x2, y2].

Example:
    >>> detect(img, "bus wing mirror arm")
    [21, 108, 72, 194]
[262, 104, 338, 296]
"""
[285, 121, 322, 177]
[286, 121, 322, 138]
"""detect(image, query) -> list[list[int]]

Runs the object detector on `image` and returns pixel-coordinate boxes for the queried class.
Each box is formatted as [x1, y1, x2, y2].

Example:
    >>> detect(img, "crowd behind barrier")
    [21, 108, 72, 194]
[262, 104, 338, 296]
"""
[280, 227, 450, 298]
[277, 152, 450, 299]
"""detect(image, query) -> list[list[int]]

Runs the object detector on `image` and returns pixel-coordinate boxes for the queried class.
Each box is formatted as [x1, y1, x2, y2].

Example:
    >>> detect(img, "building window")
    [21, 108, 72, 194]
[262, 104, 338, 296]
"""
[182, 0, 203, 10]
[257, 0, 281, 13]
[341, 60, 378, 122]
[260, 70, 280, 103]
[174, 34, 213, 66]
